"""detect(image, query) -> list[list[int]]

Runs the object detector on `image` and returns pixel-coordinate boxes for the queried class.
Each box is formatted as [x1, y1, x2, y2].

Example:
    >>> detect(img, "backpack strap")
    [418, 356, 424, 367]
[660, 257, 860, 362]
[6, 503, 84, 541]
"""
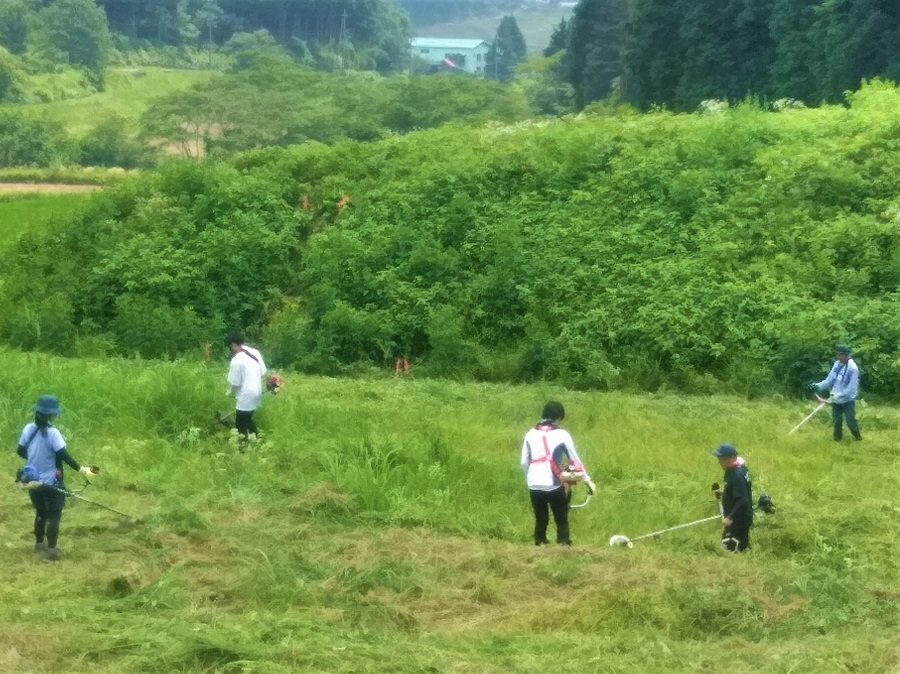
[240, 347, 260, 364]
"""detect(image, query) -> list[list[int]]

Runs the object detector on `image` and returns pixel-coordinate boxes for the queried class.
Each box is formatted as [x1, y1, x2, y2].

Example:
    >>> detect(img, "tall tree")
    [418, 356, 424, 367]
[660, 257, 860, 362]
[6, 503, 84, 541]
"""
[768, 0, 825, 104]
[543, 18, 568, 57]
[565, 0, 628, 107]
[0, 0, 36, 55]
[841, 0, 900, 92]
[624, 0, 683, 108]
[674, 0, 744, 108]
[36, 0, 112, 88]
[733, 0, 776, 100]
[192, 0, 225, 66]
[486, 14, 527, 81]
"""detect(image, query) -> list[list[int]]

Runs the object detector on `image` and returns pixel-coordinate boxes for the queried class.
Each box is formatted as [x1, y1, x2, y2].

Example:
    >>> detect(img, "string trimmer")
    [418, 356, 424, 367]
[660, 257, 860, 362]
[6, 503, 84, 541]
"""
[609, 483, 721, 548]
[17, 466, 136, 526]
[560, 463, 596, 510]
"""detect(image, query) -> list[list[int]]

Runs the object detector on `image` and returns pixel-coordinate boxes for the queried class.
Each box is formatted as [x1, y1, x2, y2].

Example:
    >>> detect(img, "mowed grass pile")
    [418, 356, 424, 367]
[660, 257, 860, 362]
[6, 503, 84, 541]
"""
[1, 349, 898, 673]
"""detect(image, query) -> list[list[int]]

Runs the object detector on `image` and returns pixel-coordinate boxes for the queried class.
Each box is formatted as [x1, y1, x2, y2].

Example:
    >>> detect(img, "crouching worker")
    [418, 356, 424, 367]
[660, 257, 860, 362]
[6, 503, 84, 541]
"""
[15, 395, 95, 562]
[711, 442, 753, 552]
[521, 401, 594, 546]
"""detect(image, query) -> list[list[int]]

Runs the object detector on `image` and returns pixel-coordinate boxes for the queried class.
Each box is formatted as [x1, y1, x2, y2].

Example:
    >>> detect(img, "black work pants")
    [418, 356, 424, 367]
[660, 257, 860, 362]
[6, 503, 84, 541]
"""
[832, 401, 861, 441]
[234, 409, 258, 438]
[721, 526, 750, 553]
[30, 487, 66, 549]
[530, 487, 570, 545]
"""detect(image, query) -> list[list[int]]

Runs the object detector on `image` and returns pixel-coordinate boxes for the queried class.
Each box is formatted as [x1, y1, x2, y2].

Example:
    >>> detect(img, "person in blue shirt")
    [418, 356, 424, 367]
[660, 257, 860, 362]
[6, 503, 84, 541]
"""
[810, 344, 862, 442]
[16, 395, 95, 562]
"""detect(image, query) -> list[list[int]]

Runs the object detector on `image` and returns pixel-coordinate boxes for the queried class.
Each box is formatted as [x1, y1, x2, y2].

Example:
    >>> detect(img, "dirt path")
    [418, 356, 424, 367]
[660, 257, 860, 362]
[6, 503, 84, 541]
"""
[0, 183, 103, 194]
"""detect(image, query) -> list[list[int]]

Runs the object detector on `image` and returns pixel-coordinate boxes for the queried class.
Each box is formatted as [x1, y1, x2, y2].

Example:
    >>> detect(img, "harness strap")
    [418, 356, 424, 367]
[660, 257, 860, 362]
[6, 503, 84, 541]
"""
[529, 424, 564, 483]
[240, 347, 260, 364]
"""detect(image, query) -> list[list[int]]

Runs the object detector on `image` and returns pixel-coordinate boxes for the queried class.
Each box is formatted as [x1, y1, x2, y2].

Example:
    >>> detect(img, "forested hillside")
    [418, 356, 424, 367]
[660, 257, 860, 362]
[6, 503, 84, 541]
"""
[2, 81, 899, 396]
[559, 0, 900, 109]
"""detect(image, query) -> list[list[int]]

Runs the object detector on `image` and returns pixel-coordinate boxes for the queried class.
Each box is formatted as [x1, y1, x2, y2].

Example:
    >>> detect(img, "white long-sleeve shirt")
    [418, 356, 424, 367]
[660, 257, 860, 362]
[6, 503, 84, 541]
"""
[520, 422, 590, 492]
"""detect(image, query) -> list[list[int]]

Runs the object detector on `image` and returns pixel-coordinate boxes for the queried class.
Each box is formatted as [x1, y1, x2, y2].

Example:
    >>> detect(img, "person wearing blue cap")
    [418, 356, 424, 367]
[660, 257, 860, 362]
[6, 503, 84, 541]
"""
[15, 395, 96, 562]
[711, 442, 753, 552]
[809, 344, 862, 442]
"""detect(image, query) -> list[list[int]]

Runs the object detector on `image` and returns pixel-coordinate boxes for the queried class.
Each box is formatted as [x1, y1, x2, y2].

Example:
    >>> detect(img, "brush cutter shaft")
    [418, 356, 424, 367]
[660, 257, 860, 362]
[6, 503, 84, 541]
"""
[788, 401, 827, 435]
[628, 515, 721, 542]
[66, 492, 134, 520]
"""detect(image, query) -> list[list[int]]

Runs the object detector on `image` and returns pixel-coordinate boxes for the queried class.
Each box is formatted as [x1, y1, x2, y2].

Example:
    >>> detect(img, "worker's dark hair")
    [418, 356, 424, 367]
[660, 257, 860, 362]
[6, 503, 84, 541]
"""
[541, 401, 565, 421]
[225, 332, 244, 347]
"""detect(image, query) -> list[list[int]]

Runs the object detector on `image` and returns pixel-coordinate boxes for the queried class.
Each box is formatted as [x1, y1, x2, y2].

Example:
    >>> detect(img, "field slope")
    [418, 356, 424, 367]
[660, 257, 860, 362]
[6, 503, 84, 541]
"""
[0, 350, 897, 673]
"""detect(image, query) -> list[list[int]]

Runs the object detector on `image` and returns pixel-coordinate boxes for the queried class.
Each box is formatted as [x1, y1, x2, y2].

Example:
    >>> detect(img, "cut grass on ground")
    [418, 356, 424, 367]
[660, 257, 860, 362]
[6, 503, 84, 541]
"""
[0, 350, 898, 673]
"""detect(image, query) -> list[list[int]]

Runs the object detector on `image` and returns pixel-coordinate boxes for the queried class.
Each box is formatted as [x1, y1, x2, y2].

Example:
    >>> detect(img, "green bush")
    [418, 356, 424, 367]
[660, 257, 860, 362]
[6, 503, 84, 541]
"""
[0, 108, 73, 166]
[77, 114, 154, 169]
[4, 81, 900, 396]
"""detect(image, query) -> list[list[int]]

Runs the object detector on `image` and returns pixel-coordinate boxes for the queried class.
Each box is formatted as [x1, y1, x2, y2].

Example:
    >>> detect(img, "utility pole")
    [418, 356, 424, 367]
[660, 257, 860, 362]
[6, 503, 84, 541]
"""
[339, 8, 348, 71]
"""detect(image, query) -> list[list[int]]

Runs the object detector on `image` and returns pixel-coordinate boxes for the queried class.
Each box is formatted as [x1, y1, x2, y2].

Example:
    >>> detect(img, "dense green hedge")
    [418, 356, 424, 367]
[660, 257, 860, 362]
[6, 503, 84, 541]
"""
[2, 81, 899, 395]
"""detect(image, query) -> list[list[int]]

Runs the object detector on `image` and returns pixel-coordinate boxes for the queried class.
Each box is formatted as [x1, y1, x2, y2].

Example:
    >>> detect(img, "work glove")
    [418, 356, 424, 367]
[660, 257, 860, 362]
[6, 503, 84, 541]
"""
[807, 382, 819, 392]
[79, 465, 97, 477]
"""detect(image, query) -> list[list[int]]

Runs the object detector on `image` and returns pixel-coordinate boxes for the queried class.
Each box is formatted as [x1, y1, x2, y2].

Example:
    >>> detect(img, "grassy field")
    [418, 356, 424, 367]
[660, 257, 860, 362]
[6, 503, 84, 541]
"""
[25, 67, 219, 136]
[0, 193, 95, 252]
[413, 4, 574, 54]
[0, 349, 897, 673]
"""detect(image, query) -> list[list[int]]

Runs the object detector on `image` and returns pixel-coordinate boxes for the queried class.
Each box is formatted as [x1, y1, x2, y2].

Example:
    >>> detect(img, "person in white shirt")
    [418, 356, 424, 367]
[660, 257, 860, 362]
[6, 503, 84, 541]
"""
[520, 401, 593, 546]
[226, 333, 267, 444]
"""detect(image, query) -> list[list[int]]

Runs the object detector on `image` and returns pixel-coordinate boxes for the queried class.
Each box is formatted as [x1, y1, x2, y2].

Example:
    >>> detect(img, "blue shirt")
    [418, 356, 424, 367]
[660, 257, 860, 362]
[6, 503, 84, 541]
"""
[817, 358, 859, 404]
[18, 423, 67, 485]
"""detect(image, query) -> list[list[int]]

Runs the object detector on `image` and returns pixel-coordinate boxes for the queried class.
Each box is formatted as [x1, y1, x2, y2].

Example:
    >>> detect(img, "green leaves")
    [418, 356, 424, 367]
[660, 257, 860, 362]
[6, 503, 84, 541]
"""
[5, 84, 900, 393]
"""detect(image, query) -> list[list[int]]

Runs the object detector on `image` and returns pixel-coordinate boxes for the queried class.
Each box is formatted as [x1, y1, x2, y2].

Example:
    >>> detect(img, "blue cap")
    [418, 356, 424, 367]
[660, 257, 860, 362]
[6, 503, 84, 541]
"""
[33, 395, 62, 416]
[711, 442, 737, 458]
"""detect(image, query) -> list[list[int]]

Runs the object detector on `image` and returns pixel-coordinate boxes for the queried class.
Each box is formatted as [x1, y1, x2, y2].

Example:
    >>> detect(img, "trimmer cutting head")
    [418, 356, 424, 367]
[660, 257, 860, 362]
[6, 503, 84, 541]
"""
[608, 535, 633, 548]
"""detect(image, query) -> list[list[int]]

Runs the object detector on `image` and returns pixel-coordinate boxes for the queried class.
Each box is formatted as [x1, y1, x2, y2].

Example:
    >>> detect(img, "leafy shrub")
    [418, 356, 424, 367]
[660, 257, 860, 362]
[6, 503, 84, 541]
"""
[109, 294, 224, 359]
[77, 114, 154, 169]
[5, 82, 900, 397]
[0, 108, 73, 166]
[0, 45, 24, 102]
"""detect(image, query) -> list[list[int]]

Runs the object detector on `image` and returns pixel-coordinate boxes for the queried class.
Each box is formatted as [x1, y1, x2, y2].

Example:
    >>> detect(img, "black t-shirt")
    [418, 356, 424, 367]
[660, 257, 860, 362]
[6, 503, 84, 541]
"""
[722, 464, 753, 528]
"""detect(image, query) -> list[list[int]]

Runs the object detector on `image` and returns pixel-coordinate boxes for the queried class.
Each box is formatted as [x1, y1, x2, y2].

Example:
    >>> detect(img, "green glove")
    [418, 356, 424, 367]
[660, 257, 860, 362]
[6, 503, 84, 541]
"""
[807, 382, 819, 392]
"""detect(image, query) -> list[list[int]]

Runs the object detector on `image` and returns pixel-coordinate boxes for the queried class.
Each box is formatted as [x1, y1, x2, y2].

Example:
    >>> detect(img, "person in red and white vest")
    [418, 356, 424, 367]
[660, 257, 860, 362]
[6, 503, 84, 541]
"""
[520, 401, 593, 546]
